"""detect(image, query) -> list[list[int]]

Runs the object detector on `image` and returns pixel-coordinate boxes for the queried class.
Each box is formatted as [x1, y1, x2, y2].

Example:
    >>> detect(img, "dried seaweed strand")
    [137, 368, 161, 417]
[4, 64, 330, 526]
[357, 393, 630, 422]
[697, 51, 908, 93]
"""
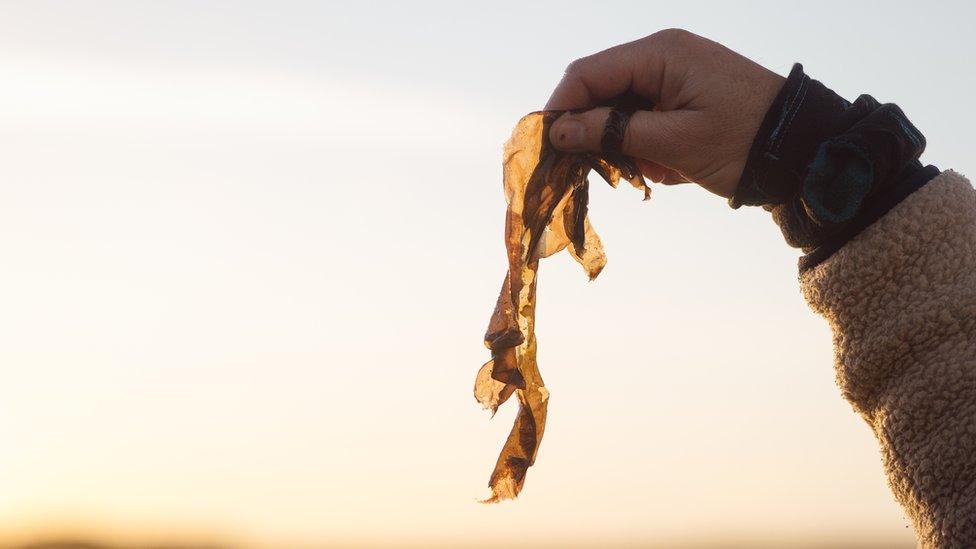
[474, 111, 649, 502]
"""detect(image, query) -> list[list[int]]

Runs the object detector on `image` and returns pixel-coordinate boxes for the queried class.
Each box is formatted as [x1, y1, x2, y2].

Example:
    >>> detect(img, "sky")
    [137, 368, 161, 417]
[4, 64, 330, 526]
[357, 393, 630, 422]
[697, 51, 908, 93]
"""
[0, 1, 973, 547]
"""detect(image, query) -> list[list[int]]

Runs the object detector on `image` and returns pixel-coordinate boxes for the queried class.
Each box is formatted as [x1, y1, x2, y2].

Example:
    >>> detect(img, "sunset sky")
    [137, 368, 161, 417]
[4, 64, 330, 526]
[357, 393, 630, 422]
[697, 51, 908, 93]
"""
[1, 1, 974, 547]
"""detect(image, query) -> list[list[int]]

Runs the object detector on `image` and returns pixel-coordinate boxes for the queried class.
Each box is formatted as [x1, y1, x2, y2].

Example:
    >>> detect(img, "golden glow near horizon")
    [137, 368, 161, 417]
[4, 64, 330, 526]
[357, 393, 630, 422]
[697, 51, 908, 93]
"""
[0, 1, 971, 547]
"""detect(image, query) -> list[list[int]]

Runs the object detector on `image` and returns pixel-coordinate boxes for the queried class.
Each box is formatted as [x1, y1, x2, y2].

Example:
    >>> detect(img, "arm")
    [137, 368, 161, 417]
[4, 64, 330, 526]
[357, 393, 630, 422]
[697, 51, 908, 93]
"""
[546, 30, 976, 546]
[801, 170, 976, 547]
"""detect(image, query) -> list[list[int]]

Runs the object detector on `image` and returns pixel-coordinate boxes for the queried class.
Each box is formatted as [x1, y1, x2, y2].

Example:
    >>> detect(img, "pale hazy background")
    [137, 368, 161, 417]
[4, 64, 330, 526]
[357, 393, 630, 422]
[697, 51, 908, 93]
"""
[1, 1, 974, 547]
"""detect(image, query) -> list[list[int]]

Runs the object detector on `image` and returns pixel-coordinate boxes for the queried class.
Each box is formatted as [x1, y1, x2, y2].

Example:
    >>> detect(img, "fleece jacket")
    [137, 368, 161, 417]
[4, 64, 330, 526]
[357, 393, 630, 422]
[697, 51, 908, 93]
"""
[801, 170, 976, 547]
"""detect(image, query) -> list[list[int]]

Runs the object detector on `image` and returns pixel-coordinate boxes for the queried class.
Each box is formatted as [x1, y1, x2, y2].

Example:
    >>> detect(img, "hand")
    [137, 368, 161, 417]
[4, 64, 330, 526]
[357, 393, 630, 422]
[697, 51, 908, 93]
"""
[546, 29, 785, 198]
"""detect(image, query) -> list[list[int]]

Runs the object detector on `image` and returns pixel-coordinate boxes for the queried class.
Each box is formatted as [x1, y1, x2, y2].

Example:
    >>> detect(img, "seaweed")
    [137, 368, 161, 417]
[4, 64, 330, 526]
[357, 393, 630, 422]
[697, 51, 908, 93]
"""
[475, 111, 649, 502]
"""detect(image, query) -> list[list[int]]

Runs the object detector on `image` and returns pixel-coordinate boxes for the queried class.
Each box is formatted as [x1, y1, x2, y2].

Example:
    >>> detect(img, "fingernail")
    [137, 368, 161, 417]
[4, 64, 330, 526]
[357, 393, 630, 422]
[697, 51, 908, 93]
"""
[553, 119, 585, 149]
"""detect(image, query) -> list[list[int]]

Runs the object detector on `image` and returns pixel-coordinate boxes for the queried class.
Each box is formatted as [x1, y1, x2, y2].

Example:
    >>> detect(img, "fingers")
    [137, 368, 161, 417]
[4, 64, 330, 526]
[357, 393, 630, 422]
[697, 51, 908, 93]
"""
[544, 30, 689, 111]
[636, 159, 687, 185]
[636, 159, 669, 183]
[544, 47, 639, 111]
[549, 107, 691, 172]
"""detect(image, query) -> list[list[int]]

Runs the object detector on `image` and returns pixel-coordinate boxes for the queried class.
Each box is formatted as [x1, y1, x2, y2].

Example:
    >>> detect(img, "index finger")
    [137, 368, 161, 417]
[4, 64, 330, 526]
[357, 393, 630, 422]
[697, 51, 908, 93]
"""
[543, 35, 665, 111]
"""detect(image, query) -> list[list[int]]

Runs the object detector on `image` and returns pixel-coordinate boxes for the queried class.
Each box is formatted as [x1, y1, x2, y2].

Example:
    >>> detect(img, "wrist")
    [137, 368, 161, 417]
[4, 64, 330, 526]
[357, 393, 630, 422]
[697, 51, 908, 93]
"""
[730, 63, 854, 209]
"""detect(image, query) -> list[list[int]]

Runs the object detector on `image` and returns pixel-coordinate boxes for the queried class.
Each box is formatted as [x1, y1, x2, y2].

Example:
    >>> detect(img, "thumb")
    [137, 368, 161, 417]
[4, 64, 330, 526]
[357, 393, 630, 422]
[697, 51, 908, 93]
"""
[549, 107, 689, 170]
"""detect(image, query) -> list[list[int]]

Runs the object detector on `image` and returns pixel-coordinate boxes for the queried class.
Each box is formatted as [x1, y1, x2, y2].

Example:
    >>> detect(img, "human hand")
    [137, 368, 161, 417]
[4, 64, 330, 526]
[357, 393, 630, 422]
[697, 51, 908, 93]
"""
[546, 29, 785, 198]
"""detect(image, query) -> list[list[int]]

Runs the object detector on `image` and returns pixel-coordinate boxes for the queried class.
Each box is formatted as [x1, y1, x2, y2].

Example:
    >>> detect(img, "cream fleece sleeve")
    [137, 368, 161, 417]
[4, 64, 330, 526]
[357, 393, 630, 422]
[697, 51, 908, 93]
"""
[801, 170, 976, 547]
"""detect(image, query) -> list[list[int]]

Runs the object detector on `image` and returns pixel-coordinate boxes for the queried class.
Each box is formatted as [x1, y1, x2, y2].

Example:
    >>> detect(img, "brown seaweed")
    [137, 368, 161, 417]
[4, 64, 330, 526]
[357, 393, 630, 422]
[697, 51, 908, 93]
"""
[475, 112, 649, 502]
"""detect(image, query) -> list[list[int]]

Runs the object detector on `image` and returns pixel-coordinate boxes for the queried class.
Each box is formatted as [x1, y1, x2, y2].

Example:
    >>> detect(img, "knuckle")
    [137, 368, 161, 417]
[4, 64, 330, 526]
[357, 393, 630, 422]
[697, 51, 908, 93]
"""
[563, 57, 588, 76]
[652, 28, 693, 46]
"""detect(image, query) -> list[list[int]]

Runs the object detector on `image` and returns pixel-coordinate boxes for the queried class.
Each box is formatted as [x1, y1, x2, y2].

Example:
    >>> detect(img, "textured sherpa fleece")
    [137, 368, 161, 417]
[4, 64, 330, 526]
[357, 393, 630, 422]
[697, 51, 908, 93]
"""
[801, 170, 976, 548]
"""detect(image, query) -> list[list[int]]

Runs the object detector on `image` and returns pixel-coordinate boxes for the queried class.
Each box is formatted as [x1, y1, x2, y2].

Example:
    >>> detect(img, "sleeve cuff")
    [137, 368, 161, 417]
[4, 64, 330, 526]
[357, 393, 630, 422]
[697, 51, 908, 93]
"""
[729, 63, 937, 269]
